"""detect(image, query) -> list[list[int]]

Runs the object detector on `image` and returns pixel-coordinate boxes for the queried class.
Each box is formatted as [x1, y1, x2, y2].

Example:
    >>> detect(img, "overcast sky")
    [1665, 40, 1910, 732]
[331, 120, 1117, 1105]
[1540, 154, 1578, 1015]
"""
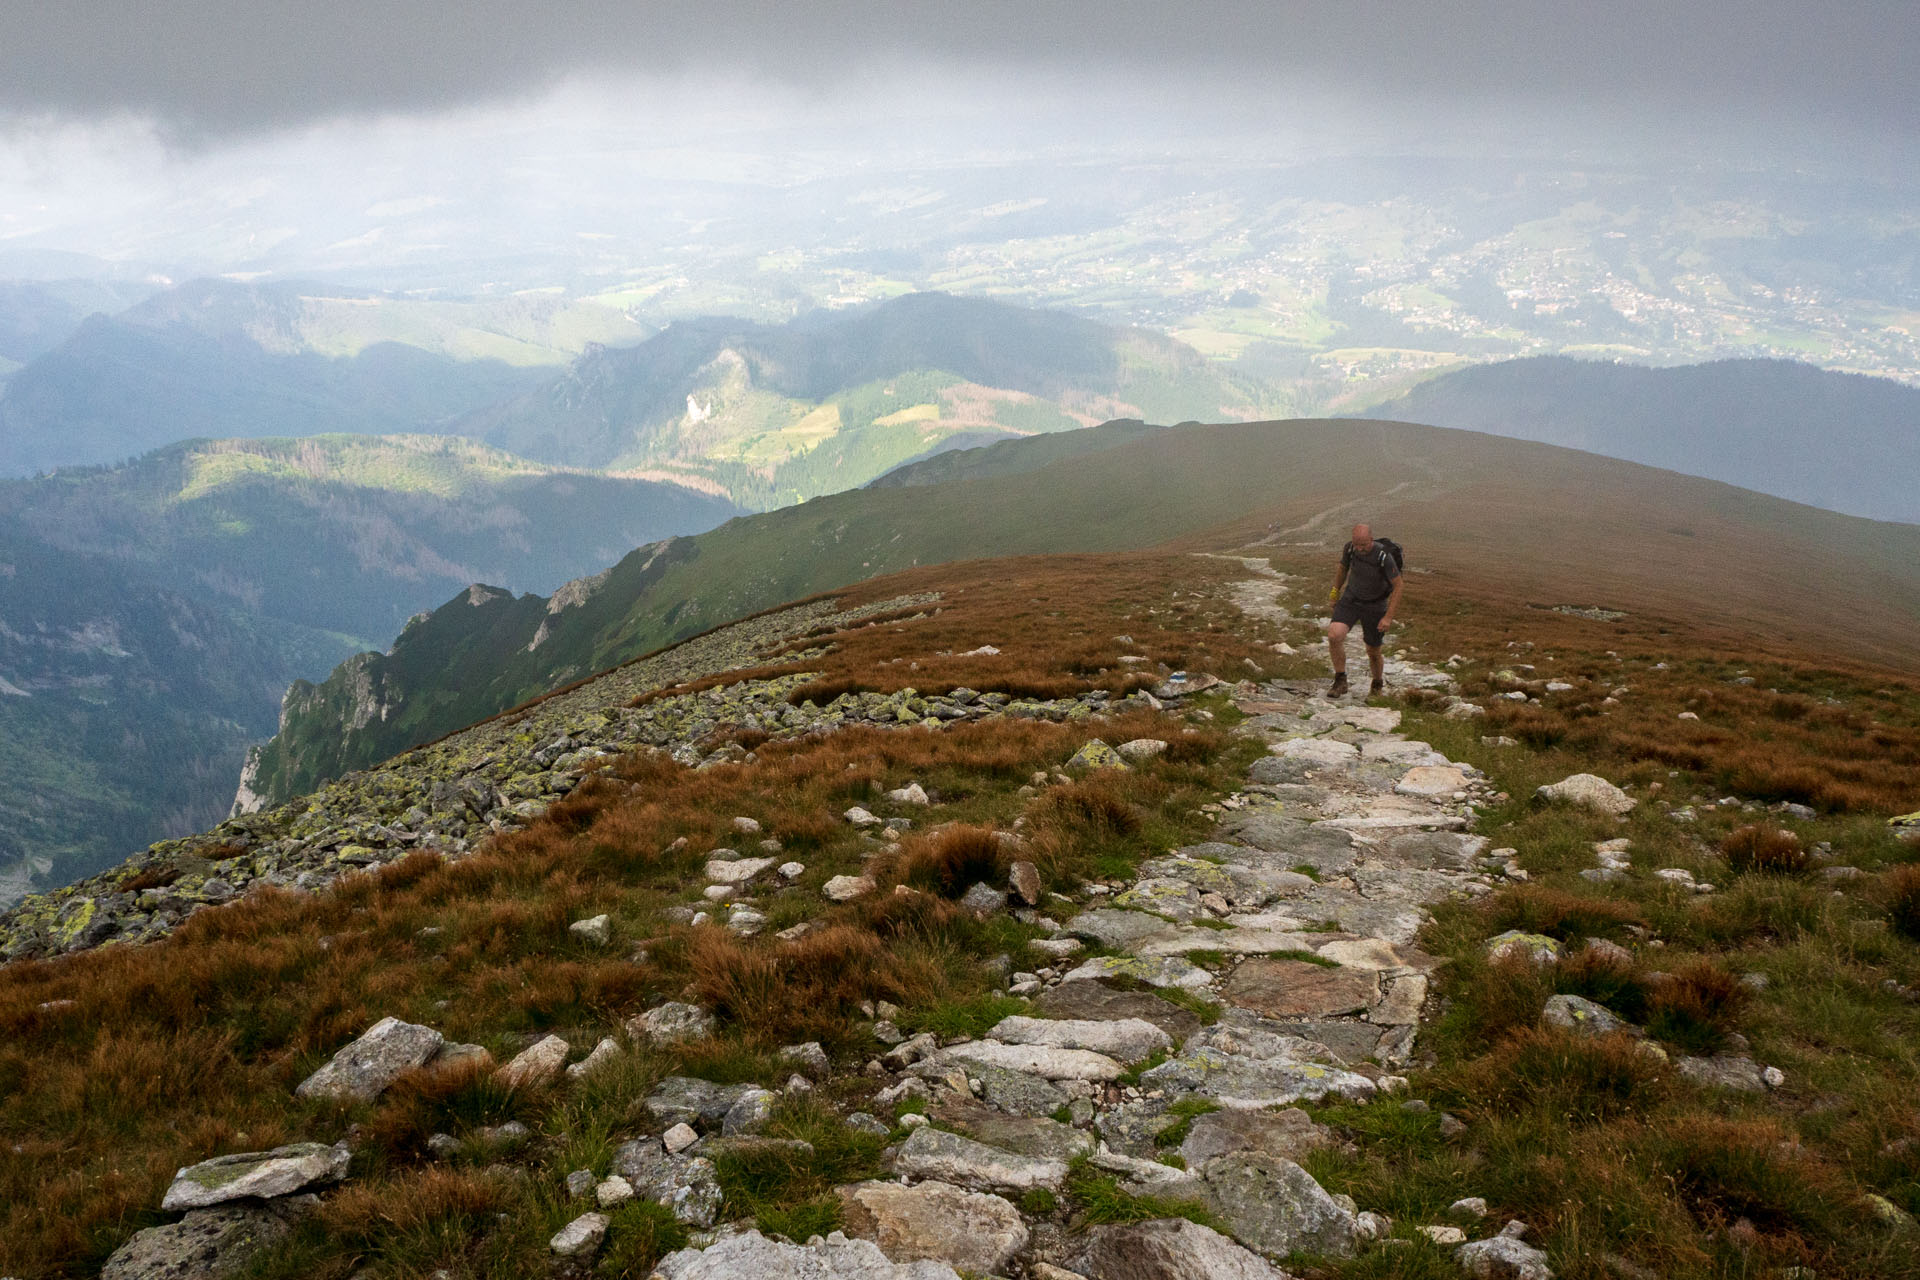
[2, 1, 1914, 143]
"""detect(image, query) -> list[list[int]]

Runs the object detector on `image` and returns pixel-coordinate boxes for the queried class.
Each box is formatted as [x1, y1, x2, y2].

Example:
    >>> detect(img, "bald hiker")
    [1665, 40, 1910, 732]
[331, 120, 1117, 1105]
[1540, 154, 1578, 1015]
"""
[1326, 523, 1403, 698]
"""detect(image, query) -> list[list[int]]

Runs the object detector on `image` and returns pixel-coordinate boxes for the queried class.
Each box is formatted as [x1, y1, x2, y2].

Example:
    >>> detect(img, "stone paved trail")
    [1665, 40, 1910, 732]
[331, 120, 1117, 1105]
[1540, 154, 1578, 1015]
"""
[712, 565, 1544, 1277]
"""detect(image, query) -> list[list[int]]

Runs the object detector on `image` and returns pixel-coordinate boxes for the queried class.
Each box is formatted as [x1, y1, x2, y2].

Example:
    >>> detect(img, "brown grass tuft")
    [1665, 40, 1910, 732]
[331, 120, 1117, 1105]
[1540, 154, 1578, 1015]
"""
[1882, 863, 1920, 942]
[1646, 958, 1748, 1054]
[1454, 1026, 1667, 1121]
[118, 864, 181, 892]
[1720, 824, 1809, 875]
[1485, 885, 1643, 942]
[877, 824, 1008, 898]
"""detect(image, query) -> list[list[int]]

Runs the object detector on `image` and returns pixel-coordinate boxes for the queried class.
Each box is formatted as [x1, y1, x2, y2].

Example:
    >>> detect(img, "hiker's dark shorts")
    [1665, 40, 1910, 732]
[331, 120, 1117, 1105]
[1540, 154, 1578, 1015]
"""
[1331, 598, 1389, 647]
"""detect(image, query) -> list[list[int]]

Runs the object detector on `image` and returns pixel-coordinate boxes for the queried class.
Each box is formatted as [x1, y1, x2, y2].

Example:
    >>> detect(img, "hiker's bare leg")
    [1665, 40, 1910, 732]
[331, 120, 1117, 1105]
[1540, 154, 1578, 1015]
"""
[1327, 621, 1350, 675]
[1367, 645, 1384, 682]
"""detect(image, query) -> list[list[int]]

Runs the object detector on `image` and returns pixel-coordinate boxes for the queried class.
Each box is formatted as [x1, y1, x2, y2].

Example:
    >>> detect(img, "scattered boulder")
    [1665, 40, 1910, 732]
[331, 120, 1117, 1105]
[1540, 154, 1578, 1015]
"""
[644, 1077, 761, 1129]
[161, 1143, 350, 1211]
[722, 1088, 777, 1136]
[294, 1016, 443, 1102]
[1118, 738, 1170, 761]
[566, 1037, 621, 1082]
[705, 855, 775, 885]
[1154, 672, 1222, 699]
[825, 874, 878, 902]
[1066, 740, 1129, 771]
[569, 914, 611, 945]
[549, 1212, 609, 1257]
[1485, 931, 1561, 965]
[780, 1041, 832, 1078]
[1071, 1216, 1289, 1280]
[1456, 1232, 1555, 1279]
[960, 882, 1007, 913]
[496, 1035, 569, 1090]
[101, 1201, 308, 1280]
[1542, 994, 1639, 1039]
[836, 1179, 1029, 1273]
[1009, 860, 1043, 906]
[887, 783, 931, 805]
[846, 807, 882, 827]
[630, 1002, 716, 1046]
[1676, 1055, 1775, 1092]
[651, 1230, 962, 1279]
[1535, 774, 1635, 816]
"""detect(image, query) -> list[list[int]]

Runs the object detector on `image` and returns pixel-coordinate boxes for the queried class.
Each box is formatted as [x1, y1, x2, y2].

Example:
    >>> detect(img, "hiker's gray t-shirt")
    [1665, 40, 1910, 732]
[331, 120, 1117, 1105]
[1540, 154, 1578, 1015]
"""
[1340, 543, 1400, 604]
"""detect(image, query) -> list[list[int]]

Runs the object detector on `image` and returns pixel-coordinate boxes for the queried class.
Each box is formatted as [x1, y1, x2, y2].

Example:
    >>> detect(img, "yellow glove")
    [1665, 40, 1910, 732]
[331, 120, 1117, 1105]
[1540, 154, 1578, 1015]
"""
[1328, 588, 1340, 604]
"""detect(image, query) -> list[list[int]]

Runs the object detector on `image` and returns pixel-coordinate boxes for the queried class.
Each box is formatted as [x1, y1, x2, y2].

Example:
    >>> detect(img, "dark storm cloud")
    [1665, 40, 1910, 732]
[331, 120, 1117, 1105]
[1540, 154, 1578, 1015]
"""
[1, 1, 1913, 138]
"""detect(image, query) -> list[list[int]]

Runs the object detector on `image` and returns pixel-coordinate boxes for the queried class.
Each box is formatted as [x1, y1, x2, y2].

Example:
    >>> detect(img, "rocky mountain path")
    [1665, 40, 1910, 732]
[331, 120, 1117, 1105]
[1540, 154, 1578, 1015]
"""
[101, 564, 1571, 1280]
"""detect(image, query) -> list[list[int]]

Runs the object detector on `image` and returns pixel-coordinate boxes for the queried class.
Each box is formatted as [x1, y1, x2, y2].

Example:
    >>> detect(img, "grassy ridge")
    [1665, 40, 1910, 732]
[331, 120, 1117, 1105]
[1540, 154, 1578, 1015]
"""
[253, 416, 1920, 806]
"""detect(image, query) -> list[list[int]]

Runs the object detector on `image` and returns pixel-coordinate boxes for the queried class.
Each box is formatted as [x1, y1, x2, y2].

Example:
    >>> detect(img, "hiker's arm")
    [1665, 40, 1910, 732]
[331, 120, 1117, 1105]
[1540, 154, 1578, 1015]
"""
[1329, 564, 1347, 602]
[1381, 573, 1404, 627]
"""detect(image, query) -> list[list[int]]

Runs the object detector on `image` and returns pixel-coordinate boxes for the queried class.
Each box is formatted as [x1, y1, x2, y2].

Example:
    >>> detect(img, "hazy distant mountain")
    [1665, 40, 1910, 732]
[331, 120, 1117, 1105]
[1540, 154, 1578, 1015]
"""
[0, 279, 153, 371]
[461, 292, 1266, 508]
[1369, 357, 1920, 523]
[0, 278, 647, 476]
[0, 433, 739, 892]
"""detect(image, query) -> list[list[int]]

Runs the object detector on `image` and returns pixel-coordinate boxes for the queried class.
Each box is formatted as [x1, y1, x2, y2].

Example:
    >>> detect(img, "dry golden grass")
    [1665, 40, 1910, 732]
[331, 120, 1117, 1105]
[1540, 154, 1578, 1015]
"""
[1720, 823, 1811, 875]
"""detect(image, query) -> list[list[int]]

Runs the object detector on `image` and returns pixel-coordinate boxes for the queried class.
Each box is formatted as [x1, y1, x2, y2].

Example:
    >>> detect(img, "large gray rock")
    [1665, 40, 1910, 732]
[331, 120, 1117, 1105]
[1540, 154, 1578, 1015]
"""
[160, 1143, 349, 1211]
[929, 1095, 1093, 1162]
[1456, 1233, 1555, 1279]
[1065, 909, 1178, 949]
[1541, 994, 1640, 1039]
[892, 1125, 1069, 1193]
[936, 1040, 1125, 1081]
[550, 1211, 609, 1257]
[1179, 1106, 1334, 1167]
[496, 1034, 569, 1090]
[1032, 983, 1203, 1042]
[1676, 1054, 1772, 1092]
[987, 1015, 1171, 1062]
[629, 1002, 716, 1045]
[645, 1076, 760, 1128]
[293, 1016, 443, 1101]
[101, 1201, 306, 1280]
[1535, 773, 1635, 816]
[1062, 955, 1213, 990]
[969, 1062, 1072, 1118]
[836, 1179, 1029, 1273]
[613, 1138, 726, 1226]
[1200, 1154, 1357, 1257]
[1072, 1217, 1289, 1280]
[1141, 1023, 1376, 1108]
[653, 1229, 961, 1279]
[1222, 957, 1378, 1019]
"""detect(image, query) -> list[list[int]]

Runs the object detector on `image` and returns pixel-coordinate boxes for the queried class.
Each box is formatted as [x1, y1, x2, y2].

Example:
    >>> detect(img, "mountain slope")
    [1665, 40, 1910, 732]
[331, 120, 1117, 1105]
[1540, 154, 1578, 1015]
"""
[248, 416, 1920, 807]
[0, 435, 740, 894]
[0, 279, 647, 475]
[1368, 356, 1920, 523]
[461, 292, 1262, 507]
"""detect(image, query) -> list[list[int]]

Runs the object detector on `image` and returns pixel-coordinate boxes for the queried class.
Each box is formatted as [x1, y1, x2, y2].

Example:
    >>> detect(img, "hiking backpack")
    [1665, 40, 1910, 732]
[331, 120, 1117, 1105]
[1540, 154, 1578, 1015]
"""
[1347, 537, 1405, 574]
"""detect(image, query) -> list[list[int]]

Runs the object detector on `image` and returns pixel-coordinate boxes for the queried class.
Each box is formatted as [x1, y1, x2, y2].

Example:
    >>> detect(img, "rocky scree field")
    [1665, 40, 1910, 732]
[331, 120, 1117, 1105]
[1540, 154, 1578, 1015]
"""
[0, 543, 1918, 1280]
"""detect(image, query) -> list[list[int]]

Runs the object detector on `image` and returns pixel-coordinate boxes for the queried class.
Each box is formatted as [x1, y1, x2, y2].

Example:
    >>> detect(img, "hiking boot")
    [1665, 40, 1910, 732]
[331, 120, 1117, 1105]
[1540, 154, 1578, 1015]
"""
[1327, 673, 1349, 698]
[1370, 678, 1386, 696]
